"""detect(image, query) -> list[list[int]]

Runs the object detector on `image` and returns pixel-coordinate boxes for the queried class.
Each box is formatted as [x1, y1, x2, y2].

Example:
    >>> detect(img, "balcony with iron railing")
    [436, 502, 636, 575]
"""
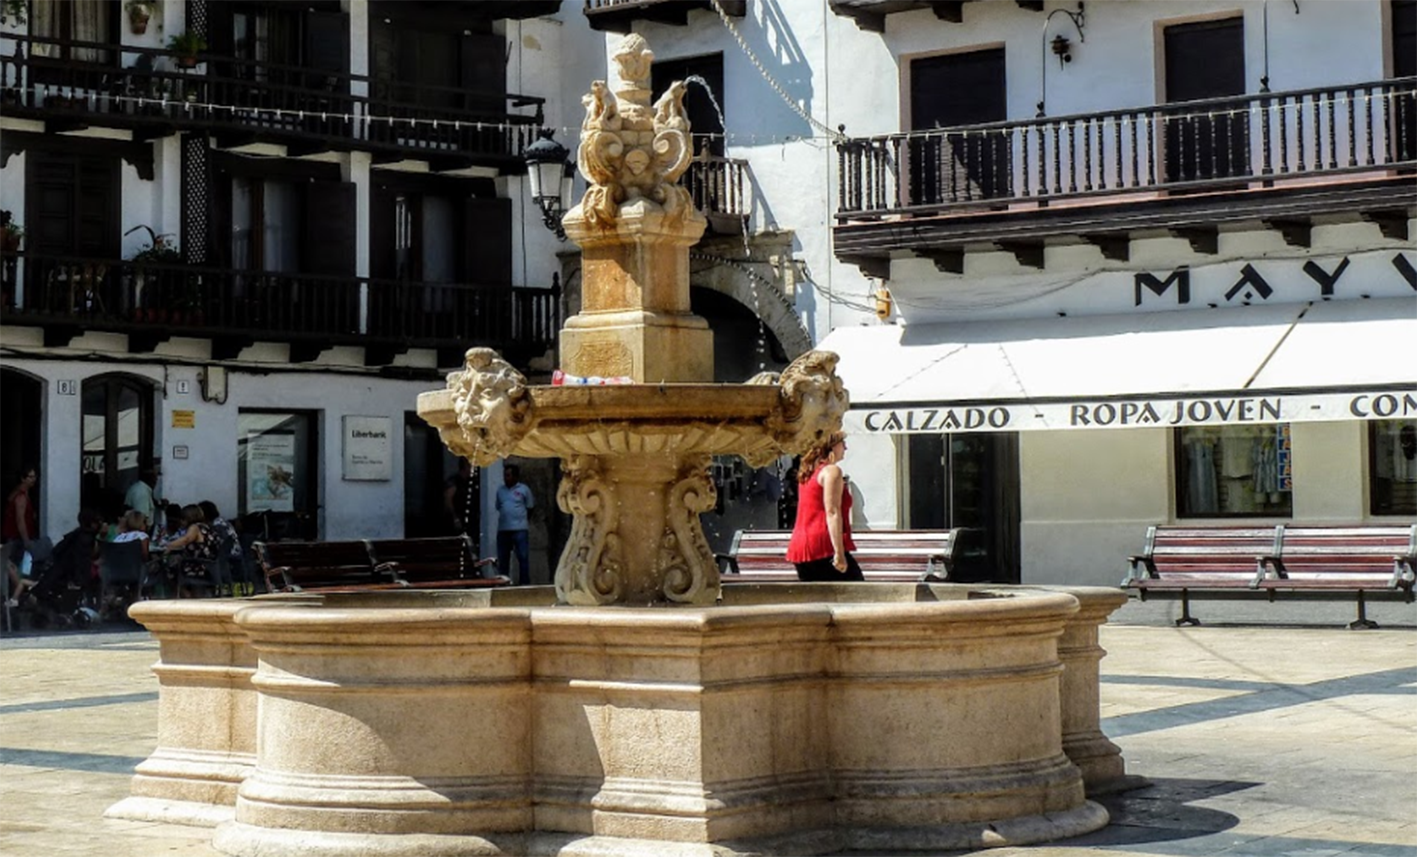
[834, 77, 1417, 272]
[828, 0, 1042, 32]
[0, 33, 546, 171]
[583, 0, 745, 33]
[0, 250, 561, 367]
[683, 151, 751, 234]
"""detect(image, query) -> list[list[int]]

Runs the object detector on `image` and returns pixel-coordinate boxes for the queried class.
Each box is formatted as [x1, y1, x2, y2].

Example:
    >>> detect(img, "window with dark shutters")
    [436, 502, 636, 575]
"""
[463, 197, 512, 287]
[1163, 17, 1249, 183]
[908, 48, 1009, 204]
[303, 181, 357, 277]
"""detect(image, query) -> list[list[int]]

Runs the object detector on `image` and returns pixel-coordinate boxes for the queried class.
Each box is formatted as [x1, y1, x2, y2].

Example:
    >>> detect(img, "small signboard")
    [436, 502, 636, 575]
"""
[342, 415, 393, 481]
[172, 410, 196, 429]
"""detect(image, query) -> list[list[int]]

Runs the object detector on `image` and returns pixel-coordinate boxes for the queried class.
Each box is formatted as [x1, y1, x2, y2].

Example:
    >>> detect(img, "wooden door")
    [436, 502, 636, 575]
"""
[909, 48, 1009, 205]
[1164, 17, 1248, 183]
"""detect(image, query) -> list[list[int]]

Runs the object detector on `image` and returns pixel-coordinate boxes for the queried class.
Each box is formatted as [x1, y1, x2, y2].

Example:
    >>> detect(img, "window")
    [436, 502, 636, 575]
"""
[231, 177, 304, 273]
[652, 53, 725, 157]
[238, 410, 319, 539]
[1392, 0, 1416, 162]
[1369, 420, 1417, 516]
[908, 48, 1009, 203]
[29, 0, 116, 63]
[1163, 17, 1249, 183]
[1176, 425, 1292, 518]
[80, 374, 155, 520]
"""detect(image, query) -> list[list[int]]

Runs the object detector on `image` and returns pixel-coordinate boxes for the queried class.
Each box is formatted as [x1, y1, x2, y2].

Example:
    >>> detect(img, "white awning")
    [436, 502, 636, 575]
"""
[820, 298, 1417, 433]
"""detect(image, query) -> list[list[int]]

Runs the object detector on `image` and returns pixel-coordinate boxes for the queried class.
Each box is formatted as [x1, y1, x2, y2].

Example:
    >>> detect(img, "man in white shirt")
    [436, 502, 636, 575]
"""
[124, 465, 161, 532]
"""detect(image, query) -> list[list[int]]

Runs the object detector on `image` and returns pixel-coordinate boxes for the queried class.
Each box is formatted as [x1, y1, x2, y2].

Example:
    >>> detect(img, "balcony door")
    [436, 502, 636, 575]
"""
[369, 19, 504, 114]
[209, 2, 349, 90]
[652, 53, 725, 157]
[28, 0, 117, 66]
[368, 176, 511, 341]
[1394, 0, 1416, 162]
[23, 149, 120, 314]
[905, 432, 1020, 584]
[1163, 17, 1249, 183]
[909, 48, 1009, 205]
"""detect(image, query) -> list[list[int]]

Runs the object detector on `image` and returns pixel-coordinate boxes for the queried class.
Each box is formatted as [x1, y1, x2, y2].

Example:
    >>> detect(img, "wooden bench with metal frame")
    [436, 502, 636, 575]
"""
[716, 529, 963, 583]
[256, 536, 509, 593]
[1121, 524, 1416, 629]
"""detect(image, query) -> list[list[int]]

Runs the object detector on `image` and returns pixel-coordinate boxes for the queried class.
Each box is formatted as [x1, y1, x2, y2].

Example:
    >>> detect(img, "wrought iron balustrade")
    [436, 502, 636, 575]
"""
[0, 33, 546, 165]
[0, 250, 559, 356]
[836, 77, 1417, 220]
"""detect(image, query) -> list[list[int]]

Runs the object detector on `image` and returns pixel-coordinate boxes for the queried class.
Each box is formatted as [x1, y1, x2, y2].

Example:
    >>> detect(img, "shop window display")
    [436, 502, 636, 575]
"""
[1176, 425, 1292, 518]
[1369, 420, 1417, 516]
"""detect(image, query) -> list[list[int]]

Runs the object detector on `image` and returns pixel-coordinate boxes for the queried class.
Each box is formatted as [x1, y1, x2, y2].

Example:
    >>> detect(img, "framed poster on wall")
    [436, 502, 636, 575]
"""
[342, 415, 393, 481]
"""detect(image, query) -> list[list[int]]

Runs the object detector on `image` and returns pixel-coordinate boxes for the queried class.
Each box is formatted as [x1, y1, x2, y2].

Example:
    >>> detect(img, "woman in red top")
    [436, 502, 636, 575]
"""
[786, 432, 863, 582]
[4, 465, 39, 606]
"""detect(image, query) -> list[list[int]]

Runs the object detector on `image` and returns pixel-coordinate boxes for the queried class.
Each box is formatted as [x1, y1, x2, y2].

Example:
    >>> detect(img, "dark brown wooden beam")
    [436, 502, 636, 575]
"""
[364, 343, 409, 368]
[1361, 209, 1411, 242]
[997, 240, 1045, 269]
[934, 2, 966, 23]
[127, 330, 171, 354]
[915, 248, 964, 274]
[1171, 227, 1218, 255]
[42, 325, 82, 348]
[1083, 234, 1130, 262]
[289, 341, 333, 363]
[1015, 0, 1044, 10]
[841, 254, 891, 279]
[211, 336, 254, 361]
[1264, 218, 1312, 248]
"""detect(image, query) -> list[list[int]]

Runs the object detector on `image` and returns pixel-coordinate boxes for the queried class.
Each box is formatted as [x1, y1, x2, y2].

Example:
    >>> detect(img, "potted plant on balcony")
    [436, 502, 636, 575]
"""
[166, 31, 206, 69]
[0, 214, 23, 253]
[126, 225, 181, 322]
[1, 0, 27, 27]
[125, 0, 159, 35]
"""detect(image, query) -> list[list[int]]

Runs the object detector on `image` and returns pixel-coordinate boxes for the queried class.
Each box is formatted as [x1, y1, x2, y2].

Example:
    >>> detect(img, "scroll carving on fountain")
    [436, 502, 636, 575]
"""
[418, 33, 849, 606]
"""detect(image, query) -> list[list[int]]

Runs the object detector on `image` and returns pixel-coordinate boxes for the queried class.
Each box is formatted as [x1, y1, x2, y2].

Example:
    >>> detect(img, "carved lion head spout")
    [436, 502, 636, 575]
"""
[442, 347, 535, 466]
[768, 350, 850, 455]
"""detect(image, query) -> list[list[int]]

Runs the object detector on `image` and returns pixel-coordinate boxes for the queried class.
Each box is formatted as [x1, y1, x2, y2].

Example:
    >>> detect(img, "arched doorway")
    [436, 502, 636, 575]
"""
[81, 373, 156, 519]
[690, 286, 791, 383]
[1, 368, 44, 516]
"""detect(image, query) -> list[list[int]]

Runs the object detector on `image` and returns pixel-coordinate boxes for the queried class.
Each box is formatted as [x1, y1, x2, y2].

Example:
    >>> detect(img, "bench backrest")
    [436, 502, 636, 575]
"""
[98, 540, 147, 586]
[726, 529, 958, 577]
[255, 540, 385, 591]
[365, 536, 488, 583]
[1139, 525, 1281, 575]
[1275, 524, 1417, 577]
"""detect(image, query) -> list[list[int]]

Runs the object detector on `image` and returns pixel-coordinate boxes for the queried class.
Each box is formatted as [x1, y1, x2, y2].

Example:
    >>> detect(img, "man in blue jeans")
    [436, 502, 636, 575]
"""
[495, 464, 535, 585]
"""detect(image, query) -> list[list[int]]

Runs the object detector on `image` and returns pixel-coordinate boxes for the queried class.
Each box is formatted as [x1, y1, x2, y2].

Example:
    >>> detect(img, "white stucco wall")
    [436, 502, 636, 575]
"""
[2, 356, 433, 544]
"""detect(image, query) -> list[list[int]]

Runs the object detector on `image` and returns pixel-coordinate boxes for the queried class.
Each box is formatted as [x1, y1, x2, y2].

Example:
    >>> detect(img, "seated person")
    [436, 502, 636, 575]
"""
[112, 510, 151, 561]
[163, 504, 217, 595]
[48, 509, 104, 596]
[153, 503, 185, 550]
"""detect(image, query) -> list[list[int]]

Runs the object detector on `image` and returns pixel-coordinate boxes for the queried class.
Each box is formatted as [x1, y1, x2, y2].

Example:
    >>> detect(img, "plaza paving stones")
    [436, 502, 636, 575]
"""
[1, 607, 1414, 857]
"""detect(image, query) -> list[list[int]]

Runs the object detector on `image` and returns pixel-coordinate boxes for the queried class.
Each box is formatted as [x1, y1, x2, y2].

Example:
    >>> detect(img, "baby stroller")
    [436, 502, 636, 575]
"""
[21, 525, 101, 629]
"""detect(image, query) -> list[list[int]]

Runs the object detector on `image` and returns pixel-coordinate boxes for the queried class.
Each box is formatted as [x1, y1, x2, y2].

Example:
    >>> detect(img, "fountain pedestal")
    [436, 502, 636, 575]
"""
[560, 203, 714, 383]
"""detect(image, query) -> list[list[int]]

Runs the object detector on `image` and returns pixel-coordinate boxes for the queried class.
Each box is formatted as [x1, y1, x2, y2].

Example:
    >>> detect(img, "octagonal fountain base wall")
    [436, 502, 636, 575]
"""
[115, 585, 1131, 857]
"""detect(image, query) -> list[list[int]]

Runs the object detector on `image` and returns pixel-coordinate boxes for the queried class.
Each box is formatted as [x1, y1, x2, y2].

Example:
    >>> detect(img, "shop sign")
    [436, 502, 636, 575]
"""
[342, 416, 392, 481]
[849, 389, 1417, 434]
[171, 410, 195, 428]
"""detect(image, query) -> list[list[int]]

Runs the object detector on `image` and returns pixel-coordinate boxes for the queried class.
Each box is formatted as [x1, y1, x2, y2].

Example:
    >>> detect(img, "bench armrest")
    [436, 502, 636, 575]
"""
[714, 553, 740, 575]
[1392, 557, 1416, 588]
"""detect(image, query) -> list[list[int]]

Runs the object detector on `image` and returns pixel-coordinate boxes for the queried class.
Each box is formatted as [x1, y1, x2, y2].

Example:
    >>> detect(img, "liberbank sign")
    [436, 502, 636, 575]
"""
[847, 389, 1417, 435]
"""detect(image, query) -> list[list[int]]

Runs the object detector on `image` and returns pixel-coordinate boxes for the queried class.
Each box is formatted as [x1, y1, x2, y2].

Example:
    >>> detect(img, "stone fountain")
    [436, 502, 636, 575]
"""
[107, 35, 1133, 857]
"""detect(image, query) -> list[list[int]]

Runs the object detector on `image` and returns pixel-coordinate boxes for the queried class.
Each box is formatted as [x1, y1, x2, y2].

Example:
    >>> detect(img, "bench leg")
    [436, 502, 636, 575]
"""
[1175, 590, 1201, 627]
[1348, 591, 1379, 631]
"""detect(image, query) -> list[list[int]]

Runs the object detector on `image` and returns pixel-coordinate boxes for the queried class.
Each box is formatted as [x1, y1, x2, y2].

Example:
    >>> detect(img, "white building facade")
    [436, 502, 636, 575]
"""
[0, 0, 570, 549]
[568, 0, 1416, 586]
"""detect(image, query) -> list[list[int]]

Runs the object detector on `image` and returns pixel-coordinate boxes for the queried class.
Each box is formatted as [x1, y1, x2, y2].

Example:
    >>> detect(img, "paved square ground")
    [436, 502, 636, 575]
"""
[2, 600, 1414, 857]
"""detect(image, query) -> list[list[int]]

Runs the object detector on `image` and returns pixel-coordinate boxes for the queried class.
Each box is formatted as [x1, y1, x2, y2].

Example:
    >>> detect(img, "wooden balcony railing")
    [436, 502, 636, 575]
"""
[0, 33, 546, 168]
[683, 153, 750, 232]
[837, 77, 1417, 221]
[0, 251, 560, 359]
[583, 0, 745, 33]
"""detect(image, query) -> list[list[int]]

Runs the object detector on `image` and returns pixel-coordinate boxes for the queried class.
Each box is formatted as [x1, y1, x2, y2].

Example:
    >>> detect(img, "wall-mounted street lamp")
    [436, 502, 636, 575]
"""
[1037, 1, 1086, 117]
[524, 129, 575, 241]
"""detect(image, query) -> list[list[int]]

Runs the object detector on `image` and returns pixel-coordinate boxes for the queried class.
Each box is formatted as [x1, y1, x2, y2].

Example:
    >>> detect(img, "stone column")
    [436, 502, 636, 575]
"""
[212, 601, 533, 857]
[560, 204, 713, 383]
[106, 600, 259, 827]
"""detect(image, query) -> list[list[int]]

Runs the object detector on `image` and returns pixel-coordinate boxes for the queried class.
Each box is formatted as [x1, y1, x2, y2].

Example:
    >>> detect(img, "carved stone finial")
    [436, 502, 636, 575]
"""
[612, 33, 654, 92]
[569, 35, 700, 231]
[441, 347, 535, 467]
